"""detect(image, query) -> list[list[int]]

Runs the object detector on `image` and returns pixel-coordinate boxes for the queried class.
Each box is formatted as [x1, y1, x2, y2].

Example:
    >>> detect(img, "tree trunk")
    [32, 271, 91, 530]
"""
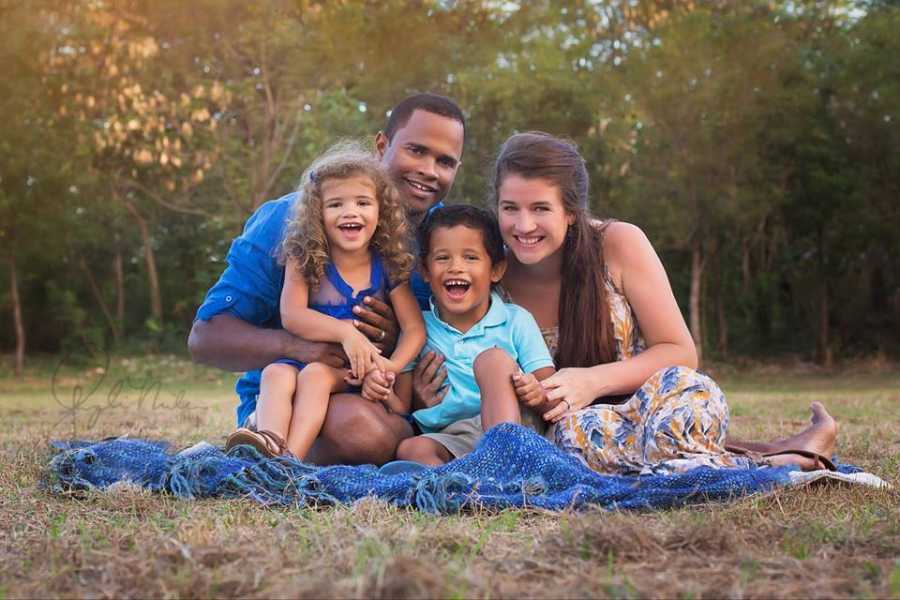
[740, 237, 751, 295]
[716, 280, 728, 358]
[113, 239, 125, 336]
[818, 282, 833, 368]
[123, 198, 163, 326]
[690, 240, 705, 366]
[9, 255, 25, 378]
[79, 255, 120, 343]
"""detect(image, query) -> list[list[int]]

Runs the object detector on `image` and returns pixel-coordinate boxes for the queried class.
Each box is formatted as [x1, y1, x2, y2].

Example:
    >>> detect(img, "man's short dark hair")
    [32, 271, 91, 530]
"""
[417, 205, 504, 266]
[384, 93, 466, 140]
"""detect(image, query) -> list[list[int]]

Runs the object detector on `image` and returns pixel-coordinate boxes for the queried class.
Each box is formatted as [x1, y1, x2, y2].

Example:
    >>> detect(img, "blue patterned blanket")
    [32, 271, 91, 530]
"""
[47, 423, 862, 513]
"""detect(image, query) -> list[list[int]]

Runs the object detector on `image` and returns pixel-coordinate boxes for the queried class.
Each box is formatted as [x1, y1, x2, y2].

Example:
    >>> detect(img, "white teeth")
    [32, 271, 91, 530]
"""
[407, 180, 434, 193]
[516, 236, 541, 246]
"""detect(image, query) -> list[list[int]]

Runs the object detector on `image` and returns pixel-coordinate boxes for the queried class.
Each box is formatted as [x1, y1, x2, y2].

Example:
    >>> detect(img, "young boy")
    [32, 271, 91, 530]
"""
[361, 205, 557, 465]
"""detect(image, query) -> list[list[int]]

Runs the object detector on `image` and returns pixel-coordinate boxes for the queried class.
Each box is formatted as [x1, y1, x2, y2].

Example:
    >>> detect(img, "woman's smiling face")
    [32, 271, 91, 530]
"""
[497, 174, 574, 265]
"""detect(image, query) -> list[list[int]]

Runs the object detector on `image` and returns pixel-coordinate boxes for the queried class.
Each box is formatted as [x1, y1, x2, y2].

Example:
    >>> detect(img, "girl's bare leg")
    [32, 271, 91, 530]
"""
[255, 363, 301, 441]
[474, 347, 521, 429]
[727, 402, 838, 470]
[286, 363, 348, 459]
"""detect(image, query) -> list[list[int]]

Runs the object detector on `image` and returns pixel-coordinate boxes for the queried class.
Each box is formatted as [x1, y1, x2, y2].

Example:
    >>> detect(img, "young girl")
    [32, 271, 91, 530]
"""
[226, 142, 426, 459]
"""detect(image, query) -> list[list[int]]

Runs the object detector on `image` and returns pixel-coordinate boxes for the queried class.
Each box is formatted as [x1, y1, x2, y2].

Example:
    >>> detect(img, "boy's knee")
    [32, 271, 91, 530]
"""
[473, 347, 516, 379]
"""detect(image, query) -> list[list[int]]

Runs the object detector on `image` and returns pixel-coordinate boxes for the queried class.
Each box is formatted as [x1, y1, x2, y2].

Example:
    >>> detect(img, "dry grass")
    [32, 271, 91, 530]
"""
[1, 355, 898, 599]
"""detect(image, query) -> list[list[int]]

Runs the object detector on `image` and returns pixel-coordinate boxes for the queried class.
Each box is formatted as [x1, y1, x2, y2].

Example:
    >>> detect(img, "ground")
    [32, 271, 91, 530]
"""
[1, 354, 898, 599]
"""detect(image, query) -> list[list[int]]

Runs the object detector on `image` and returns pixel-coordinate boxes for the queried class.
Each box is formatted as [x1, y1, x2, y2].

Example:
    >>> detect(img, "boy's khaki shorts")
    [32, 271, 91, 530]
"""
[422, 409, 555, 459]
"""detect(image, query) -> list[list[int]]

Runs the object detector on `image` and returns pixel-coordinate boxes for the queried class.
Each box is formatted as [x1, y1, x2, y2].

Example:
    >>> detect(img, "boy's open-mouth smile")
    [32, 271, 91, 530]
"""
[442, 278, 471, 300]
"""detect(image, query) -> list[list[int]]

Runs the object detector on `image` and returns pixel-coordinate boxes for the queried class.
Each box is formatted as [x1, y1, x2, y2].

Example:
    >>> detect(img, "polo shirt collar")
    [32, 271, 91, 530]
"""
[428, 291, 508, 336]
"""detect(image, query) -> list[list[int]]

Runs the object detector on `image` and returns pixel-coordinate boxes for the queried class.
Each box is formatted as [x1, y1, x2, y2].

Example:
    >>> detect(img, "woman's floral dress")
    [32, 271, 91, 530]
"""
[515, 277, 755, 475]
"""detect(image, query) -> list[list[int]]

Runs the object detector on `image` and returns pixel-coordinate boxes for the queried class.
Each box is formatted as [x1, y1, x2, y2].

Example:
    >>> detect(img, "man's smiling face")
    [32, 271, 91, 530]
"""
[375, 109, 464, 224]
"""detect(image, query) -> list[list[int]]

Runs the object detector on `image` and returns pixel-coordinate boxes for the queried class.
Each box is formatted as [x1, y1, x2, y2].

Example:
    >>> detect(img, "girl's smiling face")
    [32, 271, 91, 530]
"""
[497, 174, 574, 265]
[321, 175, 379, 255]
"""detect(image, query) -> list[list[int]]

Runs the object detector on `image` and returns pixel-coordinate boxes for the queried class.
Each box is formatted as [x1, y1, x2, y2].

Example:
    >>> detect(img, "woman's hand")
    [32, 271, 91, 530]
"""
[540, 368, 600, 422]
[412, 351, 449, 409]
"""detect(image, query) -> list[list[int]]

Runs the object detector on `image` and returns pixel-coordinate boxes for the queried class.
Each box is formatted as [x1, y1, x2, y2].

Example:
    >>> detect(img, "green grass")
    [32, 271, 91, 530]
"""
[1, 354, 898, 598]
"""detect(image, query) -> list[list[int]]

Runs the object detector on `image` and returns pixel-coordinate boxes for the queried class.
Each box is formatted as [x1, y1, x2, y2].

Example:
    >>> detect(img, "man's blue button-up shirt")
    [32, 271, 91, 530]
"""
[194, 191, 440, 426]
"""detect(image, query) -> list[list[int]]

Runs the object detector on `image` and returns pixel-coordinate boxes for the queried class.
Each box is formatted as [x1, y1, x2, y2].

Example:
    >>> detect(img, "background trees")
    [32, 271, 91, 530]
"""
[2, 0, 898, 372]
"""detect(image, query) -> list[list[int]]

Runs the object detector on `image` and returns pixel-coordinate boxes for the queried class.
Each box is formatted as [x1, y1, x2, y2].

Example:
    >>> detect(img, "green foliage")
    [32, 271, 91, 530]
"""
[1, 0, 898, 363]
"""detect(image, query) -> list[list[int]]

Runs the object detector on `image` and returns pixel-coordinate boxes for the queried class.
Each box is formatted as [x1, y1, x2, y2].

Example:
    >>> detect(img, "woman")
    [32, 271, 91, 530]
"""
[417, 131, 837, 474]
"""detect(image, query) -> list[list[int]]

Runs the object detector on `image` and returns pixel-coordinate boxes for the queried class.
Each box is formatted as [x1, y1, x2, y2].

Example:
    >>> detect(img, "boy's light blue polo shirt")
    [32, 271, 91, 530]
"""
[193, 191, 442, 426]
[410, 292, 554, 433]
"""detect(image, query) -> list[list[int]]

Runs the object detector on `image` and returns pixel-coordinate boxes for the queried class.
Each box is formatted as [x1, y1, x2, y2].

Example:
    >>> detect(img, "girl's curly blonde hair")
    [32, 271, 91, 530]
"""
[280, 140, 415, 290]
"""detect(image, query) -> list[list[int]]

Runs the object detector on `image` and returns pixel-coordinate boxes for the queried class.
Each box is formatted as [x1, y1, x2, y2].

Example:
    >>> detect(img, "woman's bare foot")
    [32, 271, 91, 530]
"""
[763, 402, 838, 471]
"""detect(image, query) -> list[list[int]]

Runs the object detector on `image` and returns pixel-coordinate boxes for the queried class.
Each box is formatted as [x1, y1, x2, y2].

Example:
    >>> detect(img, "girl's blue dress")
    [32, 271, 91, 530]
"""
[273, 252, 393, 372]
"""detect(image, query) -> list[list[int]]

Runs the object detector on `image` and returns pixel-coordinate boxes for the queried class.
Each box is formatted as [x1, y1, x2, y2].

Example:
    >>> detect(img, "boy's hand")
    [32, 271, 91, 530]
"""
[361, 369, 395, 403]
[353, 296, 398, 354]
[512, 371, 546, 407]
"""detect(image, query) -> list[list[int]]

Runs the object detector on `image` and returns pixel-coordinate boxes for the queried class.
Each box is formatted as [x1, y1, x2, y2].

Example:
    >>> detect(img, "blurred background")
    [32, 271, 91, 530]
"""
[1, 0, 897, 375]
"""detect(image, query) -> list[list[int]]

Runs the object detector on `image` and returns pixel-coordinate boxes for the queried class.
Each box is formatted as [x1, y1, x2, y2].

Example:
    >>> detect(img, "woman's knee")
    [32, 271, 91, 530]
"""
[644, 366, 722, 399]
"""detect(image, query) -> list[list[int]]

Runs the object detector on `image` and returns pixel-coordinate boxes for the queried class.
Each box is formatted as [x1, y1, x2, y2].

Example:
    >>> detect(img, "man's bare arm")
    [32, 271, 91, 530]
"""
[188, 313, 345, 372]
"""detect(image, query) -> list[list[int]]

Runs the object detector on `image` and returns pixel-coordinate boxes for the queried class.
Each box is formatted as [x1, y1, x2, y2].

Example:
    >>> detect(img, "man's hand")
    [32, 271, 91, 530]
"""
[352, 296, 399, 353]
[412, 351, 449, 409]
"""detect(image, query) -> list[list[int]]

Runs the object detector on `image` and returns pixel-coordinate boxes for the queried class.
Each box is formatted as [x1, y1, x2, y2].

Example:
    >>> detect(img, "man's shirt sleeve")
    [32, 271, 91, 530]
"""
[194, 195, 295, 326]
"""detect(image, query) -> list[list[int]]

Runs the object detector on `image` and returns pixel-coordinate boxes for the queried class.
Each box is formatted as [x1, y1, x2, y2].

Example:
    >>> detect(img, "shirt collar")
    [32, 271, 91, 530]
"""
[428, 291, 508, 336]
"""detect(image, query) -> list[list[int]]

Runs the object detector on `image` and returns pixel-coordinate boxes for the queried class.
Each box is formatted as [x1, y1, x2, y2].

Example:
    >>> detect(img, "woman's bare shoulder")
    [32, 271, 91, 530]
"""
[594, 221, 650, 254]
[595, 221, 654, 287]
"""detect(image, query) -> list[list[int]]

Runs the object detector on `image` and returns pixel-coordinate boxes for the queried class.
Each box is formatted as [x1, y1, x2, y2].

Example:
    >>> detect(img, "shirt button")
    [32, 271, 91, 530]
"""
[225, 295, 233, 302]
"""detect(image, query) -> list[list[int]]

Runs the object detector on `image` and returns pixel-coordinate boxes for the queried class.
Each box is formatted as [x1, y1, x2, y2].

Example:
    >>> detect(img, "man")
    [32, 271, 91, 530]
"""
[189, 93, 464, 465]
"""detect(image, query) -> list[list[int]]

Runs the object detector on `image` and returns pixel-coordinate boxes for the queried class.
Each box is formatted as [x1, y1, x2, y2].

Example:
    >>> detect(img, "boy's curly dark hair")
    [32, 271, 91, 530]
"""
[280, 141, 414, 289]
[417, 204, 505, 265]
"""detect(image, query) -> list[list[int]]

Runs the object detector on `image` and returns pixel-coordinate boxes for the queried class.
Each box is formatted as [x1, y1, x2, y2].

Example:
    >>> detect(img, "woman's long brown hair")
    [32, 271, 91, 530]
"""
[492, 132, 617, 368]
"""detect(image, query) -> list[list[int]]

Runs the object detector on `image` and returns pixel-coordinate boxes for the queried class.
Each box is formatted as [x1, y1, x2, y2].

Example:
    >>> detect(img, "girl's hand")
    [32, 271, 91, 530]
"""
[512, 371, 546, 407]
[341, 324, 382, 380]
[540, 368, 598, 422]
[362, 369, 395, 403]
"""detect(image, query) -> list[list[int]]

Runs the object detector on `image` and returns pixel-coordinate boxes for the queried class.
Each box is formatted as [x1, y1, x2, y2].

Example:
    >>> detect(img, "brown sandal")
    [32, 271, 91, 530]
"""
[225, 428, 291, 458]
